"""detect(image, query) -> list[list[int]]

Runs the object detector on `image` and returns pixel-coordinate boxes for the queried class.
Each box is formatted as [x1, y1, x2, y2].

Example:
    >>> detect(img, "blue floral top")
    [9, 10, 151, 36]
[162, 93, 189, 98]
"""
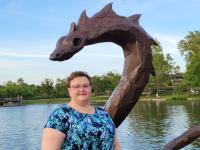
[44, 104, 115, 150]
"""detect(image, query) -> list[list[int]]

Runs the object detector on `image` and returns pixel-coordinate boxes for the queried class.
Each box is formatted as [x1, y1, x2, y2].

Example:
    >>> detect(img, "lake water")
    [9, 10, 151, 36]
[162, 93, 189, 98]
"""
[0, 100, 200, 150]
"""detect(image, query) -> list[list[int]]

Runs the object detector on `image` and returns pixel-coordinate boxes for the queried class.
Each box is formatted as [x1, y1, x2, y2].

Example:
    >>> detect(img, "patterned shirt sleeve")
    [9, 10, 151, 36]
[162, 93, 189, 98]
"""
[44, 107, 69, 134]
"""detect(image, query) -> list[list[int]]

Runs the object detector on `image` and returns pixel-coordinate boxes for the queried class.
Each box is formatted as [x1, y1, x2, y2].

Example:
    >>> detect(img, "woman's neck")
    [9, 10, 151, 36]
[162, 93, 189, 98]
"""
[68, 100, 95, 114]
[69, 100, 89, 108]
[69, 99, 90, 107]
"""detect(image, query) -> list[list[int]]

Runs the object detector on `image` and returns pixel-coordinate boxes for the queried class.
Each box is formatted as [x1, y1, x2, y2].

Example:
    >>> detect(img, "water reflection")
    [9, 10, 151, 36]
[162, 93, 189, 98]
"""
[0, 104, 59, 150]
[117, 100, 200, 150]
[0, 101, 200, 150]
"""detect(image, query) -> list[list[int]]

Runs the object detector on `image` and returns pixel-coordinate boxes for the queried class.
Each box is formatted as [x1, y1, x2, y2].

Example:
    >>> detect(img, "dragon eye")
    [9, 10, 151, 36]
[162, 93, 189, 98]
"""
[72, 38, 82, 47]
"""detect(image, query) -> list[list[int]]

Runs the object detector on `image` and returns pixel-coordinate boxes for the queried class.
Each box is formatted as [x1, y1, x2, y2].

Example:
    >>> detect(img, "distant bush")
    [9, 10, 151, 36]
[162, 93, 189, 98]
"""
[174, 83, 187, 94]
[169, 95, 187, 100]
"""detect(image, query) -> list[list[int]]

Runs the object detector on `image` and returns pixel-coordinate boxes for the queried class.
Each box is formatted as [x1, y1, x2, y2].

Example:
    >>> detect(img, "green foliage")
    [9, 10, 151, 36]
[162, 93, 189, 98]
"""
[0, 85, 7, 98]
[41, 78, 54, 98]
[104, 71, 120, 93]
[91, 71, 120, 95]
[4, 81, 18, 97]
[178, 31, 200, 62]
[0, 71, 121, 99]
[91, 75, 105, 95]
[147, 40, 177, 89]
[54, 78, 67, 98]
[178, 31, 200, 87]
[169, 95, 187, 101]
[173, 83, 187, 95]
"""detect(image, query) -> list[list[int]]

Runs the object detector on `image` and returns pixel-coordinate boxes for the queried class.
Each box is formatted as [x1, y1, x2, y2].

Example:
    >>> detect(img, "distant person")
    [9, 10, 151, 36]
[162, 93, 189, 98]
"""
[42, 71, 121, 150]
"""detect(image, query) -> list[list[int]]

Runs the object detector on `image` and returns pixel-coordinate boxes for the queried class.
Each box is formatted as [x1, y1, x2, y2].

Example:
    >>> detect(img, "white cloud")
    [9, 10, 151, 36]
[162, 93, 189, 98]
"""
[150, 32, 186, 71]
[0, 52, 48, 59]
[0, 59, 32, 70]
[0, 41, 124, 59]
[152, 32, 183, 53]
[0, 50, 123, 59]
[0, 39, 56, 52]
[155, 33, 180, 45]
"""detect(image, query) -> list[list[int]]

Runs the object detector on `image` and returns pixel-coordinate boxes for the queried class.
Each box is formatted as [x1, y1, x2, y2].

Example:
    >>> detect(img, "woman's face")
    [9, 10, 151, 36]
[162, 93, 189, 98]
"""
[68, 76, 92, 103]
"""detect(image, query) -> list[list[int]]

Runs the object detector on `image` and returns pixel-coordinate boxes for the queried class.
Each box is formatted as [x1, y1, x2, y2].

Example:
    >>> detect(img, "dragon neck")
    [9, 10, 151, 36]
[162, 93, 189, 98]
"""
[85, 27, 148, 79]
[86, 27, 135, 47]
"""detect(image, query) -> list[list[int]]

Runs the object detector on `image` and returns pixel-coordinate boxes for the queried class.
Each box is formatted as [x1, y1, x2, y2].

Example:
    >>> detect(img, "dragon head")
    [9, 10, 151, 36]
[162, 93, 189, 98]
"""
[49, 3, 120, 61]
[49, 21, 86, 61]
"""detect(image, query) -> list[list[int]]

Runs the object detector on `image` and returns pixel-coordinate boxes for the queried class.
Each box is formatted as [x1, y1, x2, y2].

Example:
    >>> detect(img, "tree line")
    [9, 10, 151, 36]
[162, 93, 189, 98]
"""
[0, 30, 199, 99]
[147, 30, 200, 95]
[0, 72, 121, 100]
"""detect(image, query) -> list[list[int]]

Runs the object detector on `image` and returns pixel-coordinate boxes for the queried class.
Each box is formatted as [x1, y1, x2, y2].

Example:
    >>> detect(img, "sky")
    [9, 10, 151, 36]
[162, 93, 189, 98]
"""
[0, 0, 199, 85]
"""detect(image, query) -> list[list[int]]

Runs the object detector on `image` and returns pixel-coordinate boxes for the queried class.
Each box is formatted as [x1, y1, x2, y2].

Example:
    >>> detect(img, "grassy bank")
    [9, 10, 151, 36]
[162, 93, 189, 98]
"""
[140, 93, 200, 101]
[22, 94, 200, 106]
[22, 98, 70, 105]
[23, 96, 109, 105]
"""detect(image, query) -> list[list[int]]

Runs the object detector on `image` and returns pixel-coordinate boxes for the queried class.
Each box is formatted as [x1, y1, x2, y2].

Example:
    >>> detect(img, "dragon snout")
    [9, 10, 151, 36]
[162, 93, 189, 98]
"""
[49, 49, 74, 61]
[49, 50, 65, 61]
[49, 53, 56, 61]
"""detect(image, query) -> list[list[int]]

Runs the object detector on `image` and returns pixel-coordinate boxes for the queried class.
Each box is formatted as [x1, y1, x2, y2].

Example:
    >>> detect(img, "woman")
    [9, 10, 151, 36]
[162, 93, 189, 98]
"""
[42, 71, 121, 150]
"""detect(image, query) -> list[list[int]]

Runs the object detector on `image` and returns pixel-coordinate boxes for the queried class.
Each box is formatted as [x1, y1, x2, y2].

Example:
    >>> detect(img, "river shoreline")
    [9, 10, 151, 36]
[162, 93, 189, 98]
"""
[19, 96, 200, 106]
[1, 95, 199, 107]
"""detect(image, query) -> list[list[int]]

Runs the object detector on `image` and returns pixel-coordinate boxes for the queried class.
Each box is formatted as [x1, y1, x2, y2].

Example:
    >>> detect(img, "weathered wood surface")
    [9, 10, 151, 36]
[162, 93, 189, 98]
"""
[163, 125, 200, 150]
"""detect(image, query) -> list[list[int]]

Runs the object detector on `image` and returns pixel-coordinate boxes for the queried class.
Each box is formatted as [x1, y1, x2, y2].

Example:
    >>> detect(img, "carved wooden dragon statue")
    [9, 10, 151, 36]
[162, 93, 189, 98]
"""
[50, 3, 155, 127]
[50, 3, 200, 149]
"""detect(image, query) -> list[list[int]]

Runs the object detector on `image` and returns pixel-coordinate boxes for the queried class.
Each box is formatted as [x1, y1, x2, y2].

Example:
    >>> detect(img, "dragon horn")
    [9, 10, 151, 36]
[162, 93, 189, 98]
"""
[93, 3, 117, 18]
[78, 10, 89, 25]
[129, 14, 141, 25]
[69, 22, 76, 33]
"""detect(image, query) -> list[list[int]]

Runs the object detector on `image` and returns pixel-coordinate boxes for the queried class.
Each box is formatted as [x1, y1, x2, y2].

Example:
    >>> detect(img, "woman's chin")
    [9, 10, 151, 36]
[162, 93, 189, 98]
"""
[77, 96, 90, 102]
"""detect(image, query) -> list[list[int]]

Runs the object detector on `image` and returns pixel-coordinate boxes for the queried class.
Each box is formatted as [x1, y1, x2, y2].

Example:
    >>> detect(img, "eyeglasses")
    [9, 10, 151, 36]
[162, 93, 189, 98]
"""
[70, 84, 91, 89]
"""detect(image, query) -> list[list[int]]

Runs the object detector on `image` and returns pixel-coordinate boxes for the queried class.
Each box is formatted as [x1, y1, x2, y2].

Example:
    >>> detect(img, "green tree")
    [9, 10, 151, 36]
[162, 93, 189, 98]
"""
[91, 75, 105, 95]
[103, 71, 120, 94]
[147, 40, 177, 95]
[16, 78, 28, 98]
[4, 81, 18, 97]
[54, 78, 67, 98]
[41, 78, 54, 98]
[0, 85, 7, 98]
[25, 84, 40, 99]
[91, 71, 120, 95]
[178, 31, 200, 87]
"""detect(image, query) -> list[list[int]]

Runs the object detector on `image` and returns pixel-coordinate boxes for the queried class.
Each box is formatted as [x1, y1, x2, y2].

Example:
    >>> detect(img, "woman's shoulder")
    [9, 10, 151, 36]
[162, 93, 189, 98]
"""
[45, 104, 71, 133]
[95, 106, 110, 115]
[50, 104, 71, 116]
[95, 106, 105, 111]
[95, 106, 116, 127]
